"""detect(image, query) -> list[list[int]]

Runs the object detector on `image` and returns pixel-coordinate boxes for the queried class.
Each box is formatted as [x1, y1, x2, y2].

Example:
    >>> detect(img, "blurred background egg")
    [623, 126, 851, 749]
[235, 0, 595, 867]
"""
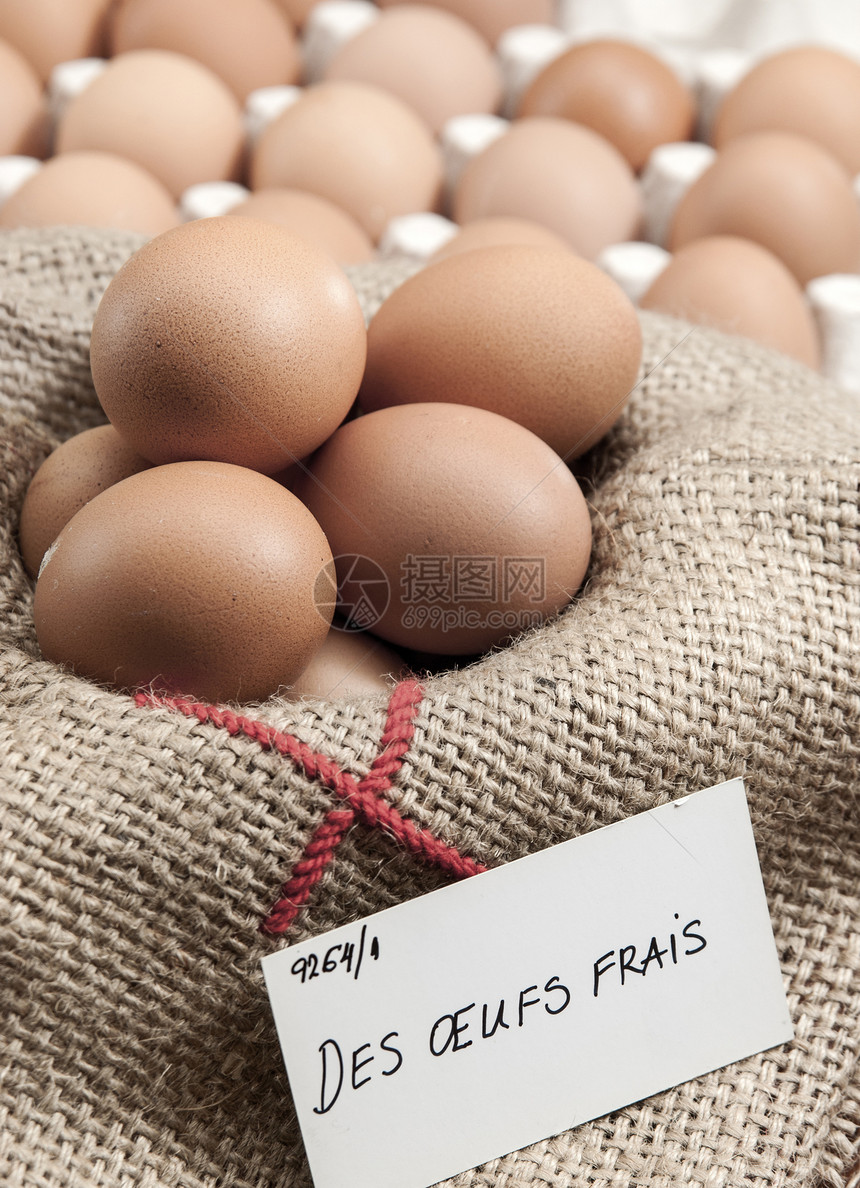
[0, 149, 179, 234]
[453, 116, 642, 259]
[107, 0, 302, 101]
[294, 402, 593, 655]
[372, 0, 554, 45]
[360, 244, 642, 460]
[251, 81, 444, 242]
[55, 48, 245, 198]
[518, 38, 696, 172]
[33, 460, 335, 703]
[18, 424, 153, 578]
[430, 215, 572, 261]
[0, 0, 110, 82]
[0, 36, 47, 157]
[322, 4, 502, 134]
[285, 625, 407, 700]
[669, 131, 860, 284]
[226, 187, 374, 264]
[271, 0, 316, 28]
[712, 45, 860, 175]
[638, 235, 821, 368]
[90, 216, 367, 473]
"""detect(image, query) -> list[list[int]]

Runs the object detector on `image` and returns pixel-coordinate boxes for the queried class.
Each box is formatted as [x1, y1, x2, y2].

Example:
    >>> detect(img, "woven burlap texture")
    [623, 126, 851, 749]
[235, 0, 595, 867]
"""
[0, 226, 857, 1188]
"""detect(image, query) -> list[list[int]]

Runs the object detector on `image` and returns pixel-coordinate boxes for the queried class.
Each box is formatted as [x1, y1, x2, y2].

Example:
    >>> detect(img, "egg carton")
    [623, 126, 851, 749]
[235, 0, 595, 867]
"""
[302, 0, 860, 393]
[1, 0, 859, 392]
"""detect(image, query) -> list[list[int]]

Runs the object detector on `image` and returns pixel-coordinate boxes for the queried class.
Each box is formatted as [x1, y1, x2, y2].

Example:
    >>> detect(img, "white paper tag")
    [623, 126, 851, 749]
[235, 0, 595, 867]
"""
[262, 778, 793, 1188]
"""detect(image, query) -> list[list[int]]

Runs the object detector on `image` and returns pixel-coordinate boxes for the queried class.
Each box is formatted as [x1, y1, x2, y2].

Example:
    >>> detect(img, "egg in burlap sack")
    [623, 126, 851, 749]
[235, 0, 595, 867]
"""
[0, 226, 858, 1187]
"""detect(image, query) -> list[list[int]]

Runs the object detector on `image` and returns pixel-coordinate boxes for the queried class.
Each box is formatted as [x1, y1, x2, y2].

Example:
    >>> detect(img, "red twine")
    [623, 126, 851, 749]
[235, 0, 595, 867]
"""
[134, 678, 487, 933]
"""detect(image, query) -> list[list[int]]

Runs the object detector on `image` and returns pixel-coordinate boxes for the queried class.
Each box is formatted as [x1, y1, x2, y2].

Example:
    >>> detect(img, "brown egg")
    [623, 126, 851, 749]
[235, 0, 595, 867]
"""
[0, 0, 110, 82]
[373, 0, 554, 46]
[453, 117, 642, 259]
[90, 216, 367, 473]
[669, 131, 860, 285]
[251, 81, 443, 242]
[19, 425, 153, 578]
[286, 626, 406, 700]
[0, 150, 179, 235]
[323, 5, 502, 134]
[108, 0, 302, 102]
[639, 235, 820, 369]
[227, 188, 374, 264]
[360, 245, 642, 459]
[270, 0, 317, 27]
[0, 37, 46, 157]
[518, 38, 696, 172]
[713, 46, 860, 175]
[295, 403, 592, 654]
[430, 215, 571, 261]
[55, 49, 245, 199]
[34, 461, 334, 703]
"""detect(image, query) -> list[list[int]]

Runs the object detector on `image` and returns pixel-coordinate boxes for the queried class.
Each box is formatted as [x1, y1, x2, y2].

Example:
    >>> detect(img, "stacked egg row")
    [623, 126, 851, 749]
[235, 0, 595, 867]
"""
[23, 213, 643, 702]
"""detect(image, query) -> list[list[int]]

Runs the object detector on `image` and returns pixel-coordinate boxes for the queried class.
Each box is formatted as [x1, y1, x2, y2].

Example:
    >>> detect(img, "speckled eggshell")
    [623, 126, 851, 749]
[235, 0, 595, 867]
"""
[294, 402, 593, 655]
[518, 39, 696, 172]
[639, 235, 821, 369]
[322, 5, 502, 134]
[19, 424, 153, 578]
[453, 116, 642, 259]
[286, 627, 406, 700]
[108, 0, 302, 101]
[89, 216, 367, 474]
[227, 188, 375, 264]
[669, 131, 860, 285]
[55, 49, 245, 199]
[33, 460, 334, 704]
[0, 36, 47, 157]
[0, 150, 179, 235]
[250, 81, 444, 242]
[359, 244, 642, 459]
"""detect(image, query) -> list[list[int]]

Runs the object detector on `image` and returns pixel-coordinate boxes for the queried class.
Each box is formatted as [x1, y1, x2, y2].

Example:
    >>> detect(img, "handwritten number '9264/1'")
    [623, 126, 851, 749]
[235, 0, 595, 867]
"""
[291, 924, 380, 984]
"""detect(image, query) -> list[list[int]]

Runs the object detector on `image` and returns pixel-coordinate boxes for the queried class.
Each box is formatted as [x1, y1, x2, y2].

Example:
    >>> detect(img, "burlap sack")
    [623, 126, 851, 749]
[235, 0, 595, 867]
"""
[1, 226, 858, 1188]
